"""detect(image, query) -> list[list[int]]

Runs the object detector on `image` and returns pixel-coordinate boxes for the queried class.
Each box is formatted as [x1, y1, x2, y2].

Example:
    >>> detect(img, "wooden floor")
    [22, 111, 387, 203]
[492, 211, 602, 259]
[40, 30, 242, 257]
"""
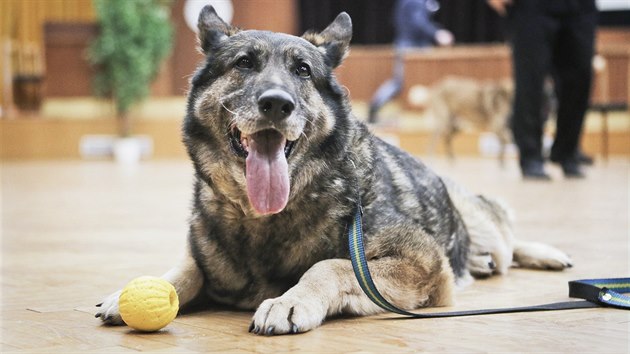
[2, 157, 629, 353]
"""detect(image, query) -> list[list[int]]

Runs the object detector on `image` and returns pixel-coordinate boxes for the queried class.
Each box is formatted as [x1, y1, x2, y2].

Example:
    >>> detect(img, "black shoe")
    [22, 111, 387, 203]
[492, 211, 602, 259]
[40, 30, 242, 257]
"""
[577, 150, 594, 165]
[550, 150, 593, 165]
[521, 160, 551, 181]
[559, 159, 585, 178]
[550, 155, 586, 178]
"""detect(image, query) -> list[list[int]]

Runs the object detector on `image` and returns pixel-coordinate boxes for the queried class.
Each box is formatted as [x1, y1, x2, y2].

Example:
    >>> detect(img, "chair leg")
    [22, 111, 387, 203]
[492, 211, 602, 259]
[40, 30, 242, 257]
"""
[601, 109, 609, 163]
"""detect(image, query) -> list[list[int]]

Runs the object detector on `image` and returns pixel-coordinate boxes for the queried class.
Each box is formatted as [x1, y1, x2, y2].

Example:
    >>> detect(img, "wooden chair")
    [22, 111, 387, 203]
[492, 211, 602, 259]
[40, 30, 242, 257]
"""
[591, 52, 630, 162]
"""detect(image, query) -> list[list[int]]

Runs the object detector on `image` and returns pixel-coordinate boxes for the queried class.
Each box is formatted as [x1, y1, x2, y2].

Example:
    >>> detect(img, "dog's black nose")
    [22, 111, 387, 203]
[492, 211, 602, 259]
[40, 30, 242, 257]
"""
[258, 89, 295, 121]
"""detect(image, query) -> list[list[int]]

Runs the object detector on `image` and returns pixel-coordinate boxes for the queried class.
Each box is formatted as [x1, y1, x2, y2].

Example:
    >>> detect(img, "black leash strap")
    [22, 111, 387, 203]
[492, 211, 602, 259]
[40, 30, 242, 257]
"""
[348, 206, 630, 317]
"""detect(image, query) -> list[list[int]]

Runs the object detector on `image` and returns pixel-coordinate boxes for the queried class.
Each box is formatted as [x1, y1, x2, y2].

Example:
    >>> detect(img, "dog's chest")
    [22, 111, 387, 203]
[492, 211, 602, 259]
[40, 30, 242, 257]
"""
[198, 216, 347, 307]
[240, 217, 345, 274]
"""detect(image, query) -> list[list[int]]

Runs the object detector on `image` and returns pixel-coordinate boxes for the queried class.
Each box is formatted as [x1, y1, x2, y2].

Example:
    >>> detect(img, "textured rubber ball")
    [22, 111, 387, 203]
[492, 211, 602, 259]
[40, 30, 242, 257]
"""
[118, 276, 179, 332]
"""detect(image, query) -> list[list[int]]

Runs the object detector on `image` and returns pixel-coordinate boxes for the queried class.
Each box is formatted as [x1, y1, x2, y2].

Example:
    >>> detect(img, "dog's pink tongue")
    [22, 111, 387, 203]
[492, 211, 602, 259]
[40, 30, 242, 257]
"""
[246, 130, 289, 215]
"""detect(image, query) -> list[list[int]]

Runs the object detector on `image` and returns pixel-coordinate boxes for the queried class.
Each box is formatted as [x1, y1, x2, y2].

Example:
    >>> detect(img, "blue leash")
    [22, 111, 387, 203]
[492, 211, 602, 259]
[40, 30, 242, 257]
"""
[348, 206, 630, 317]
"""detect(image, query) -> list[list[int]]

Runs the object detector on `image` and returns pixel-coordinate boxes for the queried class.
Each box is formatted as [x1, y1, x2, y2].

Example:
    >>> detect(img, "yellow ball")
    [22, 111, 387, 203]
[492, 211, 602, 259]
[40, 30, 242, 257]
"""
[118, 276, 179, 332]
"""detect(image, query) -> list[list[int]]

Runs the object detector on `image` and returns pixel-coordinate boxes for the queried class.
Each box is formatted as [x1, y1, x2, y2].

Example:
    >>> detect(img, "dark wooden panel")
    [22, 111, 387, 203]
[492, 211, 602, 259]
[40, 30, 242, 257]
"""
[592, 47, 629, 104]
[43, 22, 98, 97]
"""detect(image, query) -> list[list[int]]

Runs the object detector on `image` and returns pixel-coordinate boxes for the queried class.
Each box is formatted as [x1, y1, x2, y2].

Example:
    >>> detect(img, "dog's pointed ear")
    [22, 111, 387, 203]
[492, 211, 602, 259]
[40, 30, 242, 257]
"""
[303, 12, 352, 68]
[197, 5, 239, 54]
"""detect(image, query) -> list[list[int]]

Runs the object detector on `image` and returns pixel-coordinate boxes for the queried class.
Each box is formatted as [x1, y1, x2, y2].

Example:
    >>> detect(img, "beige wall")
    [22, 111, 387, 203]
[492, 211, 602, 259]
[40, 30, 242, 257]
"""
[2, 0, 299, 114]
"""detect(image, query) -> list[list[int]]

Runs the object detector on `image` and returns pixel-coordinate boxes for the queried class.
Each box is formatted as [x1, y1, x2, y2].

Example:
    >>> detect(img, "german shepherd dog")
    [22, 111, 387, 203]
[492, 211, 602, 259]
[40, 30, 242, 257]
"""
[97, 6, 572, 335]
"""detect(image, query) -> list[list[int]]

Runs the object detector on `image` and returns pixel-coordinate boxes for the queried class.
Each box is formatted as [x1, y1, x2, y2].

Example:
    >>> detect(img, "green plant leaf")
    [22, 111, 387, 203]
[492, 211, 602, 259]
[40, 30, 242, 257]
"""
[88, 0, 174, 136]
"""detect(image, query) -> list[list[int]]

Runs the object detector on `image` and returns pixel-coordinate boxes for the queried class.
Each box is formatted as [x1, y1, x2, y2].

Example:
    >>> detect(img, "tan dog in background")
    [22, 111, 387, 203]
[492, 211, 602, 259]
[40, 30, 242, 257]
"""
[425, 76, 513, 164]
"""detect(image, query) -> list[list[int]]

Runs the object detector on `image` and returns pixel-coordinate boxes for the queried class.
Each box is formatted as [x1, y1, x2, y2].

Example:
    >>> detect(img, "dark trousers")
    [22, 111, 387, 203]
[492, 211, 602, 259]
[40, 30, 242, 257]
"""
[509, 1, 597, 166]
[368, 52, 406, 123]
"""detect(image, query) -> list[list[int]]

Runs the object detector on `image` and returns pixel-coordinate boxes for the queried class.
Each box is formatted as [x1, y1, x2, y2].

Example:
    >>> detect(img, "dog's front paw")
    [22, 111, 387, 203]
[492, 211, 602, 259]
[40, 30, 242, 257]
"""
[95, 290, 124, 325]
[250, 295, 327, 335]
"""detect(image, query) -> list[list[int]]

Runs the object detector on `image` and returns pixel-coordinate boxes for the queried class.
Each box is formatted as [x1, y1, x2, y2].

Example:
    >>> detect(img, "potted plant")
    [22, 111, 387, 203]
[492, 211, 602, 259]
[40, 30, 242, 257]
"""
[88, 0, 173, 163]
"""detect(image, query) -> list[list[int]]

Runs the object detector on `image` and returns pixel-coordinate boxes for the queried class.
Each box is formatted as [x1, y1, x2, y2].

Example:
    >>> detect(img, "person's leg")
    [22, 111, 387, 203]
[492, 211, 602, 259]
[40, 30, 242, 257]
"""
[549, 9, 597, 177]
[368, 53, 405, 123]
[509, 9, 558, 179]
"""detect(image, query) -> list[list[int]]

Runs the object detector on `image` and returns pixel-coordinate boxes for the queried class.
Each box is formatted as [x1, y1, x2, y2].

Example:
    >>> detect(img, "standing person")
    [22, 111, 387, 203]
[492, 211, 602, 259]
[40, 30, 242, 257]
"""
[367, 0, 453, 123]
[488, 0, 598, 179]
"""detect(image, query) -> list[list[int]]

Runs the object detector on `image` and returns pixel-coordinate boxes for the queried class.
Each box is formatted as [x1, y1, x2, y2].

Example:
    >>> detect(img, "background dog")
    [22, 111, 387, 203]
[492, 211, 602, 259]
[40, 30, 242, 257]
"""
[96, 6, 572, 335]
[426, 76, 513, 164]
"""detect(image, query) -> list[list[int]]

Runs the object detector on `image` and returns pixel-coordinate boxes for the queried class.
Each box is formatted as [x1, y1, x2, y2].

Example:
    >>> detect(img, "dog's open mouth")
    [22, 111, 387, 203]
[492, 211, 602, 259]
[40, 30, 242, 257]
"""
[229, 127, 297, 215]
[229, 127, 296, 159]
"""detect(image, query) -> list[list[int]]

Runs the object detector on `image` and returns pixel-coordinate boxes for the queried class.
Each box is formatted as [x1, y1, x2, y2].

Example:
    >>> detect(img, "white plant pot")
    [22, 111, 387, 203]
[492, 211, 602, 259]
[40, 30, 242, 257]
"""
[113, 137, 143, 165]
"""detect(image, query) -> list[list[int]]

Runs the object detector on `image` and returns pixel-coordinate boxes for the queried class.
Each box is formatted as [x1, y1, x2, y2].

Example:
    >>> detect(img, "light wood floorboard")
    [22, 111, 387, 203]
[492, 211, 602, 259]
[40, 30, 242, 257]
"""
[2, 157, 629, 353]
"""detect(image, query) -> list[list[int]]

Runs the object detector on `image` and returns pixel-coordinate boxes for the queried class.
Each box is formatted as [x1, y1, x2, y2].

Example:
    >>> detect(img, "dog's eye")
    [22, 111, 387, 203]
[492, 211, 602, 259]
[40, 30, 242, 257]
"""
[295, 63, 311, 78]
[235, 57, 253, 70]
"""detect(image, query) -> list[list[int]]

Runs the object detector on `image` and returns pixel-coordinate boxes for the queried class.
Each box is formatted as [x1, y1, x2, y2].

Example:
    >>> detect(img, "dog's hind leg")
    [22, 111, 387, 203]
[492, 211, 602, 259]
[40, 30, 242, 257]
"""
[444, 129, 456, 162]
[444, 116, 461, 162]
[250, 245, 454, 335]
[444, 178, 572, 273]
[428, 128, 442, 157]
[496, 127, 511, 168]
[513, 240, 572, 270]
[443, 179, 514, 276]
[426, 100, 449, 158]
[461, 203, 514, 277]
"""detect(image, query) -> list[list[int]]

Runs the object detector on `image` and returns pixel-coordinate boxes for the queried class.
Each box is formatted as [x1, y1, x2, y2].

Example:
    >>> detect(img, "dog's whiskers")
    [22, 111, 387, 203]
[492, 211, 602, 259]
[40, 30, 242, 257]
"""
[303, 116, 315, 126]
[225, 118, 239, 138]
[221, 101, 238, 115]
[300, 117, 314, 143]
[300, 130, 312, 143]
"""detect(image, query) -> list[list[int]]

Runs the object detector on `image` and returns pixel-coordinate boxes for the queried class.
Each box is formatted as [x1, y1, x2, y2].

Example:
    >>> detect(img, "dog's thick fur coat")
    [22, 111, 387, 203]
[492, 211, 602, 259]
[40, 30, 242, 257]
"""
[97, 7, 572, 335]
